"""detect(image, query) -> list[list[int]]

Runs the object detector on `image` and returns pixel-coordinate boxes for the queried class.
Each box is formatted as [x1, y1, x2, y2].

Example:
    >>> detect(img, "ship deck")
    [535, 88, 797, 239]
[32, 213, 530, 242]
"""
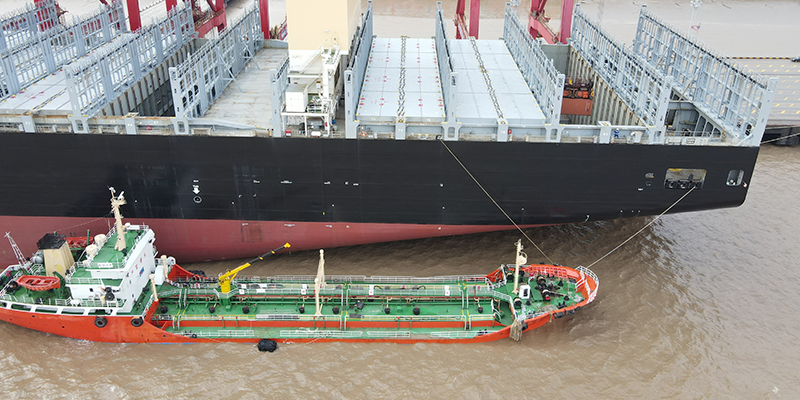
[0, 33, 138, 116]
[199, 47, 289, 129]
[356, 37, 546, 126]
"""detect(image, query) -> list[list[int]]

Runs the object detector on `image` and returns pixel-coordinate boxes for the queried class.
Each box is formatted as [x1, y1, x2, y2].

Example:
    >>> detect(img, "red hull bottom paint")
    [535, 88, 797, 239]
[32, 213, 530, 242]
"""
[0, 215, 541, 265]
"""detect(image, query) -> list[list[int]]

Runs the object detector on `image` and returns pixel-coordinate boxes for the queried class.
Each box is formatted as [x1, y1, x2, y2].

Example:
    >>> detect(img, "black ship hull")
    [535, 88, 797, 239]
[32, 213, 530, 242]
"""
[0, 131, 759, 264]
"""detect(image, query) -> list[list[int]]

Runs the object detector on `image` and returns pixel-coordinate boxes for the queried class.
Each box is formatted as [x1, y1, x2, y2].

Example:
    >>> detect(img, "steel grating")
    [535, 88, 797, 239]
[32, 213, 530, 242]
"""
[169, 4, 262, 120]
[344, 1, 374, 138]
[0, 0, 126, 100]
[502, 3, 563, 125]
[66, 4, 193, 122]
[632, 5, 777, 144]
[571, 5, 671, 136]
[0, 0, 60, 51]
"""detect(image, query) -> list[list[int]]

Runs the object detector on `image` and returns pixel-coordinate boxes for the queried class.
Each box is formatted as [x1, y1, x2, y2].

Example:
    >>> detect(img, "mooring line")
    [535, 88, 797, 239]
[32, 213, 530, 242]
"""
[761, 129, 800, 145]
[438, 139, 554, 264]
[585, 186, 696, 269]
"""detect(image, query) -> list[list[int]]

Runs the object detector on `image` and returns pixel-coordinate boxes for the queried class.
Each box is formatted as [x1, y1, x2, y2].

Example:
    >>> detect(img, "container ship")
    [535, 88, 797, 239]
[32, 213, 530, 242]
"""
[0, 192, 598, 344]
[0, 0, 776, 265]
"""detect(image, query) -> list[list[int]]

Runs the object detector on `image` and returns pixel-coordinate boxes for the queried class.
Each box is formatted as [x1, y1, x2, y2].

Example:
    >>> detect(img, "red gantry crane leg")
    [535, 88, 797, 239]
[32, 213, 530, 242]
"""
[126, 0, 142, 31]
[259, 0, 270, 39]
[454, 0, 481, 39]
[456, 0, 572, 43]
[528, 0, 573, 44]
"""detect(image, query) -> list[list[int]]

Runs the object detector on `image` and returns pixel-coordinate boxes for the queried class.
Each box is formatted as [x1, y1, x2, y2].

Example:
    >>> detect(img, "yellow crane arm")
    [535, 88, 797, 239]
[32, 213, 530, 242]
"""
[219, 243, 290, 293]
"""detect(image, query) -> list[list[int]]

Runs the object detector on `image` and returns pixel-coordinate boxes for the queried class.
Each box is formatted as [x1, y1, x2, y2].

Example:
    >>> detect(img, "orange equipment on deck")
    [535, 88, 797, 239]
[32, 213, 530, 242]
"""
[16, 276, 61, 291]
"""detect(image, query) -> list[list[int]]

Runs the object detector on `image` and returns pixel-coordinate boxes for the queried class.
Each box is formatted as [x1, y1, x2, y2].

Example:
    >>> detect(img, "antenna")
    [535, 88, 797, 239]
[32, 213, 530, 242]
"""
[4, 232, 28, 267]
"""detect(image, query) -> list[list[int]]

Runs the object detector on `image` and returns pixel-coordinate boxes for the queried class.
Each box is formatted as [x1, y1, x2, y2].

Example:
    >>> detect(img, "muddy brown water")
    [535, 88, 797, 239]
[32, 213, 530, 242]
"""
[2, 0, 800, 398]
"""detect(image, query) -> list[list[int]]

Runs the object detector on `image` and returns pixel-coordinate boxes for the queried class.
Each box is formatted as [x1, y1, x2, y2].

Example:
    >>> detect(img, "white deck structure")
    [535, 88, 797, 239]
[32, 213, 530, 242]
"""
[0, 0, 777, 147]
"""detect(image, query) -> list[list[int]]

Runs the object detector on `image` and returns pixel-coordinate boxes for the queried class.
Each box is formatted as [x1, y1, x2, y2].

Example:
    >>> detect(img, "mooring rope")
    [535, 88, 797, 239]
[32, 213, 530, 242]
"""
[52, 213, 113, 233]
[585, 186, 696, 269]
[761, 129, 800, 145]
[438, 139, 554, 264]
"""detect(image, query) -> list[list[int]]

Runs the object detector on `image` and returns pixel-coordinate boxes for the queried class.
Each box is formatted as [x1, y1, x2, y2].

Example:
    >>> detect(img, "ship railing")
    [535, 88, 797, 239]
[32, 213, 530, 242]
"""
[27, 263, 45, 276]
[364, 275, 487, 284]
[227, 287, 344, 297]
[517, 311, 548, 321]
[66, 277, 105, 285]
[487, 290, 512, 304]
[429, 331, 488, 339]
[575, 266, 599, 302]
[468, 314, 495, 323]
[191, 330, 256, 338]
[243, 274, 488, 285]
[85, 260, 127, 269]
[0, 294, 124, 309]
[525, 264, 574, 280]
[357, 314, 465, 323]
[346, 287, 461, 298]
[177, 288, 217, 296]
[71, 298, 125, 308]
[271, 275, 367, 283]
[157, 288, 183, 298]
[139, 293, 157, 316]
[66, 264, 77, 278]
[177, 314, 340, 322]
[367, 331, 411, 339]
[279, 330, 363, 339]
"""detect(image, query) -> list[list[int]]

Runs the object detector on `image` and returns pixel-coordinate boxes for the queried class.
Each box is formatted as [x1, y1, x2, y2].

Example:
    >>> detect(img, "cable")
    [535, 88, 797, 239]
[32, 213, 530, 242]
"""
[761, 129, 800, 144]
[438, 139, 554, 264]
[585, 186, 695, 269]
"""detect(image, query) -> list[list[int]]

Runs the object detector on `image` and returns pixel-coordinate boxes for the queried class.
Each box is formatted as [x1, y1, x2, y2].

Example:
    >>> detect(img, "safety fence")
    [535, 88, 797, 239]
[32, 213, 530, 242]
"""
[0, 294, 125, 309]
[169, 3, 262, 119]
[632, 5, 777, 144]
[66, 4, 193, 122]
[1, 0, 126, 100]
[191, 329, 255, 338]
[502, 2, 564, 125]
[571, 5, 671, 132]
[343, 1, 373, 137]
[576, 265, 599, 302]
[0, 0, 60, 50]
[434, 1, 457, 122]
